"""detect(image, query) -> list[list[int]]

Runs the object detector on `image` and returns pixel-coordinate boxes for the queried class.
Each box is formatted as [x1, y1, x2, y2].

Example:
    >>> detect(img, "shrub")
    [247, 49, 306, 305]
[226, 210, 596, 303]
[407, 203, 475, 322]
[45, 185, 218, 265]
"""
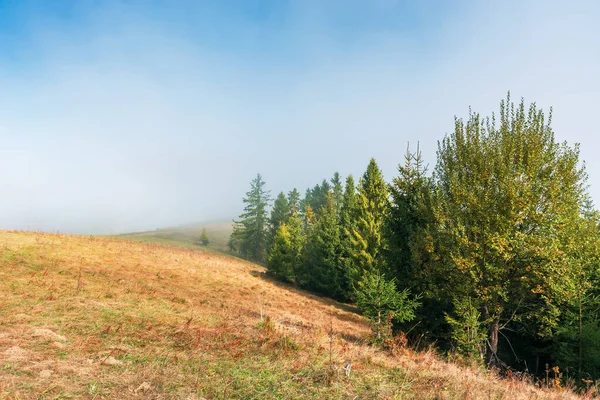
[354, 270, 420, 344]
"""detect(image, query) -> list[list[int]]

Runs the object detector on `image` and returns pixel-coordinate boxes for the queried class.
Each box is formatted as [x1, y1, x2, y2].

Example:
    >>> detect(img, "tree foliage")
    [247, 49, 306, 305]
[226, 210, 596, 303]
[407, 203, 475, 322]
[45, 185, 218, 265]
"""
[287, 188, 301, 214]
[434, 94, 588, 362]
[267, 192, 290, 251]
[445, 297, 488, 361]
[231, 94, 600, 382]
[297, 192, 342, 297]
[354, 270, 420, 343]
[267, 220, 304, 282]
[331, 172, 344, 217]
[348, 158, 389, 285]
[386, 144, 447, 340]
[386, 143, 436, 292]
[230, 174, 271, 263]
[199, 227, 210, 246]
[338, 175, 359, 300]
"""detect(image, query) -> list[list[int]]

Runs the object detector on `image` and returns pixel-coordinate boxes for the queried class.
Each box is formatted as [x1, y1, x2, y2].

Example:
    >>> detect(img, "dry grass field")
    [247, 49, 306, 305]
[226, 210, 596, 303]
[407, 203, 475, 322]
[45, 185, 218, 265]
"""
[0, 231, 591, 399]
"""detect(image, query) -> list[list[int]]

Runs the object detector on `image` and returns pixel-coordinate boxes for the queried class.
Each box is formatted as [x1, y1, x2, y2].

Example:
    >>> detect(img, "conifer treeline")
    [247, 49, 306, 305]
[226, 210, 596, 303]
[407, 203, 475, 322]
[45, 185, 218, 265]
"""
[229, 95, 600, 382]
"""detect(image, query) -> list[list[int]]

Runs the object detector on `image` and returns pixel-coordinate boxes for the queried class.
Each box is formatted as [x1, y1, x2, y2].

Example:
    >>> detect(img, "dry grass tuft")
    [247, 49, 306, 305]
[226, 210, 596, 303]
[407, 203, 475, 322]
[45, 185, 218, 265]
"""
[0, 231, 586, 399]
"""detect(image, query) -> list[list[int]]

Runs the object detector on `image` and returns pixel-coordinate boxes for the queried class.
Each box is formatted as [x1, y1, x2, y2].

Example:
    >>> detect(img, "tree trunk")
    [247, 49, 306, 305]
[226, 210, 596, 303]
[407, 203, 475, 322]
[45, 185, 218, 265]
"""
[487, 318, 500, 366]
[377, 310, 381, 340]
[579, 290, 583, 378]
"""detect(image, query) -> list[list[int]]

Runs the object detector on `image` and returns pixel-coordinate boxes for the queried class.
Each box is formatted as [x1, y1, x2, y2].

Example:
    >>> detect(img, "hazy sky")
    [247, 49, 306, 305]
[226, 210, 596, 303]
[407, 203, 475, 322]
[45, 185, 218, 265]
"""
[1, 0, 599, 234]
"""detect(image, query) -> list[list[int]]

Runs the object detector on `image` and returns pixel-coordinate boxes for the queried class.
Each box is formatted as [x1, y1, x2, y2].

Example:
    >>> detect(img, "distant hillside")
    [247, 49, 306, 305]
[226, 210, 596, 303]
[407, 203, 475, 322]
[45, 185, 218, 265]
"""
[0, 231, 582, 399]
[118, 221, 233, 253]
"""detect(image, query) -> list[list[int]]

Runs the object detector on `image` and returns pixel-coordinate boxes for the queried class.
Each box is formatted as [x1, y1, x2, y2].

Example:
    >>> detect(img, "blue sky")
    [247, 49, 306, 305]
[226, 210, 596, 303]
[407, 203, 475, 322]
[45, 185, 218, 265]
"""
[1, 0, 599, 233]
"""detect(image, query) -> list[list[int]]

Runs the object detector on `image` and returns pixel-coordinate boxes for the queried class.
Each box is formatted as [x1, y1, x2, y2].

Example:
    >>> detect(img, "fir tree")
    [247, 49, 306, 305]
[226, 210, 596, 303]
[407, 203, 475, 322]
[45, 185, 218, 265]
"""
[287, 188, 301, 214]
[303, 180, 332, 215]
[199, 227, 210, 246]
[444, 297, 488, 361]
[339, 174, 359, 300]
[318, 179, 332, 213]
[386, 144, 435, 287]
[349, 158, 389, 284]
[551, 210, 600, 378]
[354, 270, 420, 343]
[230, 174, 271, 263]
[385, 145, 444, 338]
[297, 192, 342, 297]
[303, 204, 316, 234]
[300, 188, 313, 222]
[287, 210, 306, 280]
[267, 192, 290, 251]
[331, 172, 344, 217]
[308, 184, 321, 212]
[267, 223, 295, 281]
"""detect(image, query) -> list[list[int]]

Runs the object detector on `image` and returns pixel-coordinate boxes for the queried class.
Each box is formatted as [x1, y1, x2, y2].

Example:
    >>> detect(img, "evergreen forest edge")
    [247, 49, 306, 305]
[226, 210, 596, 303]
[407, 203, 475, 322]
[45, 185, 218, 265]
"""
[228, 94, 600, 386]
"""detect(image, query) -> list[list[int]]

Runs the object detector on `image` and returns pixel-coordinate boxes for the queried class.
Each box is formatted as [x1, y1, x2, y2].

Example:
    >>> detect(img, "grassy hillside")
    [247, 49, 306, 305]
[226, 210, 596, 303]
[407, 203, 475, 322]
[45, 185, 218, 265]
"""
[117, 221, 233, 253]
[0, 231, 584, 399]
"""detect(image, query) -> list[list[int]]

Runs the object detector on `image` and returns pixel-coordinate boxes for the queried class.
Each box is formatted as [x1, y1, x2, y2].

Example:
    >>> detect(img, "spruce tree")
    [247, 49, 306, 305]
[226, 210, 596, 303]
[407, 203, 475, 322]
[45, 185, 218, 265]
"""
[309, 184, 322, 212]
[318, 179, 332, 212]
[303, 204, 316, 233]
[267, 207, 306, 283]
[386, 145, 443, 339]
[267, 223, 295, 281]
[349, 158, 389, 285]
[339, 175, 359, 300]
[267, 192, 290, 251]
[297, 192, 342, 297]
[302, 180, 332, 215]
[287, 188, 301, 214]
[331, 172, 344, 217]
[230, 173, 271, 263]
[199, 227, 210, 246]
[287, 210, 306, 280]
[550, 210, 600, 378]
[354, 270, 420, 343]
[385, 145, 436, 297]
[300, 188, 313, 222]
[386, 144, 435, 286]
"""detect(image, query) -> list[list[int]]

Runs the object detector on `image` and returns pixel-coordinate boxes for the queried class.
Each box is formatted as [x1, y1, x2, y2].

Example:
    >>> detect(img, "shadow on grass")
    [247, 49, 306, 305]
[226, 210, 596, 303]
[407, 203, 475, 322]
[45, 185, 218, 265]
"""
[249, 269, 363, 320]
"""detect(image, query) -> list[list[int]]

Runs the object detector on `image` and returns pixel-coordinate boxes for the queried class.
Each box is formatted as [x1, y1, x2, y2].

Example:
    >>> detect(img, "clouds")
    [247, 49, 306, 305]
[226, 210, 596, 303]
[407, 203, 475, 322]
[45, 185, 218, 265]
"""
[0, 0, 598, 233]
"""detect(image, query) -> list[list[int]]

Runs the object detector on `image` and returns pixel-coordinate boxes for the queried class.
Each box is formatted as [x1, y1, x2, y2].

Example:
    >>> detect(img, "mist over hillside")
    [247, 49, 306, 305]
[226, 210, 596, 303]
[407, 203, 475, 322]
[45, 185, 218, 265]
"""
[2, 1, 600, 397]
[1, 1, 599, 234]
[120, 221, 233, 252]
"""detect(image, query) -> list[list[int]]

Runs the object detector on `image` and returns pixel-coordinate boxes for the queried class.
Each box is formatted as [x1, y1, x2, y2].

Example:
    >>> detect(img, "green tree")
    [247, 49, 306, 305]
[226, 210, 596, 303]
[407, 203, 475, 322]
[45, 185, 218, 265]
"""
[354, 270, 420, 343]
[445, 297, 488, 361]
[267, 192, 290, 250]
[267, 205, 306, 283]
[300, 187, 313, 221]
[267, 223, 295, 281]
[302, 204, 316, 234]
[349, 158, 389, 284]
[434, 94, 588, 364]
[297, 192, 343, 297]
[301, 180, 332, 216]
[199, 227, 210, 246]
[386, 144, 446, 340]
[287, 188, 301, 214]
[551, 210, 600, 378]
[331, 172, 344, 217]
[286, 210, 306, 279]
[339, 175, 359, 300]
[386, 143, 436, 291]
[230, 174, 271, 263]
